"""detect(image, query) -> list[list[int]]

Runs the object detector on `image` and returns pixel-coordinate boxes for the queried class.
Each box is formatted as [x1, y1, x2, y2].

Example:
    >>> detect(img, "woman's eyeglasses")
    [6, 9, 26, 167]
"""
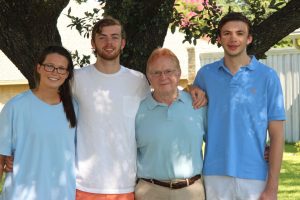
[41, 63, 68, 75]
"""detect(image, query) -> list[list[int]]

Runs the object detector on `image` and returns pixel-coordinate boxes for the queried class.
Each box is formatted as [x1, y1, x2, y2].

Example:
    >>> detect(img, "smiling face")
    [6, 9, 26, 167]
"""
[218, 21, 252, 58]
[36, 53, 69, 90]
[147, 56, 181, 97]
[91, 25, 125, 61]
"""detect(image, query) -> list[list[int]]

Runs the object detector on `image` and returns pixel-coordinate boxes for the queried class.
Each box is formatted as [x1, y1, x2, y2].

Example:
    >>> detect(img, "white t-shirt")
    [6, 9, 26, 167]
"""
[73, 65, 150, 194]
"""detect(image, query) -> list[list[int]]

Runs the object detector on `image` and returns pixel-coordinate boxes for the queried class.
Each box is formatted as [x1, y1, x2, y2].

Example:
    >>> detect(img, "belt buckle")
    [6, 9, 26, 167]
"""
[186, 178, 190, 186]
[169, 179, 189, 189]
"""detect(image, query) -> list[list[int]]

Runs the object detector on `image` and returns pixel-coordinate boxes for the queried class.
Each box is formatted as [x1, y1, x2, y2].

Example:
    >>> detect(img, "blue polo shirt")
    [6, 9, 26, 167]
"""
[135, 91, 207, 180]
[194, 56, 285, 180]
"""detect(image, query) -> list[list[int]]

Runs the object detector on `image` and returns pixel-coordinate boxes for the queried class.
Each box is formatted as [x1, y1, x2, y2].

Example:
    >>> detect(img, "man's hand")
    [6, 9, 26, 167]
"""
[4, 156, 13, 172]
[188, 85, 207, 109]
[259, 188, 277, 200]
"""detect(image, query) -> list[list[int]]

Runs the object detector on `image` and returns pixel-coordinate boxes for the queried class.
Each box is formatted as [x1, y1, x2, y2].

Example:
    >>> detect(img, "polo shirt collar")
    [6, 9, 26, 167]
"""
[146, 90, 187, 110]
[218, 55, 258, 71]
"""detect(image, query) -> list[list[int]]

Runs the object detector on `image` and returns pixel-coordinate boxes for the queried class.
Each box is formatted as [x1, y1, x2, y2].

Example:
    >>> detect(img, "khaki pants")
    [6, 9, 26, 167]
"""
[135, 179, 205, 200]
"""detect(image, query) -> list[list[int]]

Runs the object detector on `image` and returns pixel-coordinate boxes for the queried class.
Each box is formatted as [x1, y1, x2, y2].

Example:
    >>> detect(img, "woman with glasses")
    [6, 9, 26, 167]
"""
[0, 46, 77, 200]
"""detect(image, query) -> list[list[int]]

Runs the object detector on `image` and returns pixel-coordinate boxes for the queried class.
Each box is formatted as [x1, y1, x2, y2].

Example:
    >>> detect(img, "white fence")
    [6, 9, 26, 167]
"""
[199, 48, 300, 142]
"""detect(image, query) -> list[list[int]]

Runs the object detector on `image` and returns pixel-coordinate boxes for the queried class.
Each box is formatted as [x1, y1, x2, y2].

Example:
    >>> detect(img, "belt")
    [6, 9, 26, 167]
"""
[141, 174, 201, 189]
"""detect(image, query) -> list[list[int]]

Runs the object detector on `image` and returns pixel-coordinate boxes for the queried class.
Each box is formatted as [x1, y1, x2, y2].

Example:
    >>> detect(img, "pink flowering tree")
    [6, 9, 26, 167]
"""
[172, 0, 221, 45]
[171, 0, 296, 58]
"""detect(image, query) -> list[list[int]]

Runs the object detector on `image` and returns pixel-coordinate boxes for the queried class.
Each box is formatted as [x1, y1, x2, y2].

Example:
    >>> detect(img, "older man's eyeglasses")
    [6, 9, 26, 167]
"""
[150, 69, 177, 77]
[41, 63, 68, 75]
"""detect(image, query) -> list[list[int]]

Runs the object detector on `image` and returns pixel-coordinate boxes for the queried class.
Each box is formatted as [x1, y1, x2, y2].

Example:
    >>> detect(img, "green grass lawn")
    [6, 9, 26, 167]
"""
[278, 143, 300, 200]
[0, 173, 3, 193]
[1, 143, 300, 198]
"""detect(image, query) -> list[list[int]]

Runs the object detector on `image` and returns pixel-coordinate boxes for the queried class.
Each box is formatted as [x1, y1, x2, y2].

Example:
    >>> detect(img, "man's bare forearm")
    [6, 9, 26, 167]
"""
[260, 120, 284, 199]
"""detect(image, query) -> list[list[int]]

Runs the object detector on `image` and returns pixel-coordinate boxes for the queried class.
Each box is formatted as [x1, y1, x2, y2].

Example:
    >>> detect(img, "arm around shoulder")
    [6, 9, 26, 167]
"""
[187, 85, 207, 109]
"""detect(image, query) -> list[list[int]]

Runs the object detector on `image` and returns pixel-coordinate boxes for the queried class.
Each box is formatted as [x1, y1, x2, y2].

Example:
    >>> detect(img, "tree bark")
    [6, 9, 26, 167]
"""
[249, 0, 300, 59]
[0, 0, 69, 88]
[104, 0, 176, 75]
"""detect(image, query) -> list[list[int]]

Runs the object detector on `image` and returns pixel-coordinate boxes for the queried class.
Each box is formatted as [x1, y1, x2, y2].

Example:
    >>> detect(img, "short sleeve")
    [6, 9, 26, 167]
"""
[0, 102, 14, 156]
[267, 71, 286, 121]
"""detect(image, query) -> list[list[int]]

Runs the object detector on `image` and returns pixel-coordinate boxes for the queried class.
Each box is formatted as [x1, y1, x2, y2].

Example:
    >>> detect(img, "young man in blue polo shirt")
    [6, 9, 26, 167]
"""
[194, 12, 285, 200]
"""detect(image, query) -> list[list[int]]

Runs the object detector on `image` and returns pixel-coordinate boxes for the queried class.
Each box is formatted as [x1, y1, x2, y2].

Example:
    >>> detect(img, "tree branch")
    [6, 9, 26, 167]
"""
[249, 0, 300, 58]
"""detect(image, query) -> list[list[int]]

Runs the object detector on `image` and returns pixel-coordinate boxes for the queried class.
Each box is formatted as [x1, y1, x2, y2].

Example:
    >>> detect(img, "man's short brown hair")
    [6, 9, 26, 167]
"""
[92, 16, 126, 42]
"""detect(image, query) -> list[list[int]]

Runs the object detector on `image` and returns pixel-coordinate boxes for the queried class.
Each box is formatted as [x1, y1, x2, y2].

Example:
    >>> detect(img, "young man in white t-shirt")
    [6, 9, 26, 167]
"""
[73, 17, 150, 200]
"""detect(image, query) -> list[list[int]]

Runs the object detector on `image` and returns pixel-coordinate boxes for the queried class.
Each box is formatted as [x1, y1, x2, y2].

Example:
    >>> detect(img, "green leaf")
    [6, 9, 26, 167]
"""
[68, 7, 71, 15]
[171, 24, 176, 33]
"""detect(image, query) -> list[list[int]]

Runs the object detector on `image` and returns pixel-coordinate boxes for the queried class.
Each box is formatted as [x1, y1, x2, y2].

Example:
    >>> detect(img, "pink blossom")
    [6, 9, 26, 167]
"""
[184, 0, 204, 3]
[197, 4, 204, 10]
[188, 11, 197, 17]
[180, 18, 190, 27]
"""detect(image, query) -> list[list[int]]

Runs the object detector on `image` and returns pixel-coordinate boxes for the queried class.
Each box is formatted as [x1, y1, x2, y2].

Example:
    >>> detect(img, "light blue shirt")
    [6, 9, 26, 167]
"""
[194, 56, 286, 180]
[0, 90, 76, 200]
[135, 90, 207, 180]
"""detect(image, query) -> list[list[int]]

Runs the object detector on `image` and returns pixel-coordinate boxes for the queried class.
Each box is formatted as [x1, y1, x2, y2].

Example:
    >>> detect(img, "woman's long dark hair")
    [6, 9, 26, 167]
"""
[34, 45, 77, 128]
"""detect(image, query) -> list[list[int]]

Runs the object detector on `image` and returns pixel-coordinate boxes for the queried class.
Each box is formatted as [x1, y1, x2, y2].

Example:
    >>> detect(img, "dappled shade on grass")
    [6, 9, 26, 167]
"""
[278, 143, 300, 200]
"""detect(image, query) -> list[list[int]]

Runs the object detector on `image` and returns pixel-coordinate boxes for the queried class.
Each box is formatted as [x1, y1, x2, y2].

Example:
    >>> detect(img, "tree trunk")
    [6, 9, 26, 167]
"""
[0, 0, 69, 88]
[104, 0, 176, 75]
